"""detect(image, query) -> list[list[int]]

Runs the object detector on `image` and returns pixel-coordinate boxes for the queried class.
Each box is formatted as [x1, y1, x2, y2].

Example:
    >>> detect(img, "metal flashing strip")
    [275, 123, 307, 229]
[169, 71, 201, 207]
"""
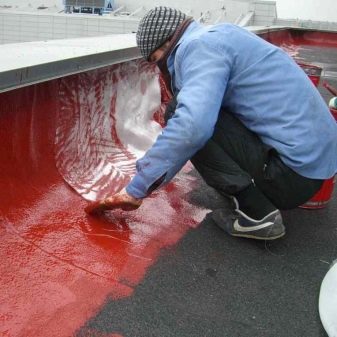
[0, 34, 140, 93]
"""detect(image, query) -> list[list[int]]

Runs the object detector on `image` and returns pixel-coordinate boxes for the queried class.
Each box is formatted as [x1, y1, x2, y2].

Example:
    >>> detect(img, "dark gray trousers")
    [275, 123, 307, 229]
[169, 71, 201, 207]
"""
[190, 110, 323, 210]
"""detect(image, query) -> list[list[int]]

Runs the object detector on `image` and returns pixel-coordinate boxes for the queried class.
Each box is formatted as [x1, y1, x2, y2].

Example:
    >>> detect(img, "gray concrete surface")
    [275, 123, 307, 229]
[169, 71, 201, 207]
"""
[76, 177, 336, 337]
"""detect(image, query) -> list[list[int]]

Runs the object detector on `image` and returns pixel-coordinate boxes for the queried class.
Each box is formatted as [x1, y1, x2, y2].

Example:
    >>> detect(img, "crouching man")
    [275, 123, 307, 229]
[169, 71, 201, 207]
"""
[86, 7, 337, 240]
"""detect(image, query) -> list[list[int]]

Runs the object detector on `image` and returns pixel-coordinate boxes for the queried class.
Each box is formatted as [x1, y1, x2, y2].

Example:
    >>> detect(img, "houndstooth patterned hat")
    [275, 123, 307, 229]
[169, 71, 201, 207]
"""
[136, 6, 187, 60]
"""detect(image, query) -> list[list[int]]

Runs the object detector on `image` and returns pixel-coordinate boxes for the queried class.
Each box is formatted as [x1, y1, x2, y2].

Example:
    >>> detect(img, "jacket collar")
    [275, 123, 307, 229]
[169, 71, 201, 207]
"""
[170, 20, 200, 51]
[156, 18, 195, 93]
[157, 18, 200, 94]
[167, 21, 201, 78]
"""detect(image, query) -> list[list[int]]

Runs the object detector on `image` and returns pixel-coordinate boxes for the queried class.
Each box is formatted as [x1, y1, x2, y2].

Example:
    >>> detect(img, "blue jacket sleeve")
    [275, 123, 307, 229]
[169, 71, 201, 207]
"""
[126, 38, 233, 198]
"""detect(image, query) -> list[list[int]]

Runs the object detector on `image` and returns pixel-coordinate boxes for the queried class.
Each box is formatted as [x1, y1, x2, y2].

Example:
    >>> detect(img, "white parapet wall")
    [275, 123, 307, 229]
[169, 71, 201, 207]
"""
[0, 33, 139, 92]
[0, 26, 284, 93]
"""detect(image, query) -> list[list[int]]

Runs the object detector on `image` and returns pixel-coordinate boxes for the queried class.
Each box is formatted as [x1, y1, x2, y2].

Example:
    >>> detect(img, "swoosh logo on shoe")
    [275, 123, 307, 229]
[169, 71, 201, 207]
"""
[233, 219, 274, 232]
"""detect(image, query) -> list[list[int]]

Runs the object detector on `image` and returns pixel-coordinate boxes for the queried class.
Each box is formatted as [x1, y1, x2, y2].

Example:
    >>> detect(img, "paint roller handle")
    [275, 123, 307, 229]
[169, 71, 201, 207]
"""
[85, 188, 142, 215]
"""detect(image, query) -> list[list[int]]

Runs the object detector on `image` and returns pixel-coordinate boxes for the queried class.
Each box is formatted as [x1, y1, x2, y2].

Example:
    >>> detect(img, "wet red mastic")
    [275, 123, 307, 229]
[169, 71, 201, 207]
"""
[0, 60, 208, 337]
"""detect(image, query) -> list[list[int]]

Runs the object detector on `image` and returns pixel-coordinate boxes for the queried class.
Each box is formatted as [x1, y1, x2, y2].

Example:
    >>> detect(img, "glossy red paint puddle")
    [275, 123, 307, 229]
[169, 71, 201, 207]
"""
[0, 60, 207, 337]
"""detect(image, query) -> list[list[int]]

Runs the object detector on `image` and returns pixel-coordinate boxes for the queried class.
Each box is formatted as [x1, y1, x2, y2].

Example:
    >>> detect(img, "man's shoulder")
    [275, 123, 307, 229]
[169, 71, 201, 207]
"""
[181, 22, 236, 40]
[176, 23, 240, 57]
[182, 22, 255, 46]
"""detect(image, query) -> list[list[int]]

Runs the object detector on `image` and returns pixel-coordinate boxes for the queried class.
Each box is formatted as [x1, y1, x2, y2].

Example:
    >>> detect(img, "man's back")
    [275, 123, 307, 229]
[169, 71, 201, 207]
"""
[172, 22, 337, 179]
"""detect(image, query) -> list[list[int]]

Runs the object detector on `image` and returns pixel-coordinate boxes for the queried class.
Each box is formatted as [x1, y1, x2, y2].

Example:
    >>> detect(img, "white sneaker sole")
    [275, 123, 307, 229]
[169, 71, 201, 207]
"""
[231, 231, 286, 240]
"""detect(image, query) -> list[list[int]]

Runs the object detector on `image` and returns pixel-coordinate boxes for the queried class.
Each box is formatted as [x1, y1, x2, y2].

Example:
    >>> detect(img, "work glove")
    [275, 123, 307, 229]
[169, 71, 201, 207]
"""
[85, 188, 142, 215]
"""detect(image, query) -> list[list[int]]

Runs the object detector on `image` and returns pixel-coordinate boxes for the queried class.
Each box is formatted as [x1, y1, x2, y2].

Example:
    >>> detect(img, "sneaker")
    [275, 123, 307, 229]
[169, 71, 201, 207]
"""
[212, 208, 286, 240]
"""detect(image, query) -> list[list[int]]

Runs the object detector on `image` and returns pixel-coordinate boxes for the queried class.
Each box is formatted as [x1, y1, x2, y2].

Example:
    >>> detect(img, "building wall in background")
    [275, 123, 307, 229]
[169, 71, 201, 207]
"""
[0, 11, 139, 44]
[275, 0, 337, 22]
[113, 0, 251, 24]
[250, 0, 276, 26]
[0, 0, 336, 45]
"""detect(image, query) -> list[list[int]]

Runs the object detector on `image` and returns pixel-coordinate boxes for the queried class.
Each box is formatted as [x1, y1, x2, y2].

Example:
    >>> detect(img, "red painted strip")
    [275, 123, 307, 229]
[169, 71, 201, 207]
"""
[259, 29, 337, 48]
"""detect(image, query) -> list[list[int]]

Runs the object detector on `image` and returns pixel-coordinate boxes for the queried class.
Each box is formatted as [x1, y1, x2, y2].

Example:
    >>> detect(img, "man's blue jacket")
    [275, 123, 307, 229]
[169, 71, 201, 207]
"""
[126, 21, 337, 198]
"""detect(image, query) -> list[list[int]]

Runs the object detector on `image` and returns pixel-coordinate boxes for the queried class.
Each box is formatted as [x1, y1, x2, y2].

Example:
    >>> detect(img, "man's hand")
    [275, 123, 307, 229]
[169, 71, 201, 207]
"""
[85, 188, 142, 215]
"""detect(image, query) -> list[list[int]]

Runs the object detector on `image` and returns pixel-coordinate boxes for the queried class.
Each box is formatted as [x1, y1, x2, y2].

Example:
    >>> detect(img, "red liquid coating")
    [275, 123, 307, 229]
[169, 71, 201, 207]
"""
[259, 29, 337, 49]
[0, 61, 207, 337]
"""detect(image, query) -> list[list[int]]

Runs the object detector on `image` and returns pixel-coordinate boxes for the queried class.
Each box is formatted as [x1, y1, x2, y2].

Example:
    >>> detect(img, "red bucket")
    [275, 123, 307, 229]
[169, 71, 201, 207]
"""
[299, 176, 336, 209]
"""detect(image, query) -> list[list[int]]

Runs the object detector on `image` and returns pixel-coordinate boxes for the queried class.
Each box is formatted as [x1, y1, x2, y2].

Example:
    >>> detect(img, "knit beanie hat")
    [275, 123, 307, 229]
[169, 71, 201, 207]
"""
[136, 6, 187, 60]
